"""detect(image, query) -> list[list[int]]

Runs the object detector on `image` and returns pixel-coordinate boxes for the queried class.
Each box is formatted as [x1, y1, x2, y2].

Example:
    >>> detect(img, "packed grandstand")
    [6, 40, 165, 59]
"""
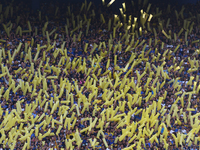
[0, 0, 200, 149]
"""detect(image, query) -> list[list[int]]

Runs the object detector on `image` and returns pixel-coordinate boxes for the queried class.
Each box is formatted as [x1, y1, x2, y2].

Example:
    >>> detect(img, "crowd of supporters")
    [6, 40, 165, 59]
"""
[0, 0, 200, 150]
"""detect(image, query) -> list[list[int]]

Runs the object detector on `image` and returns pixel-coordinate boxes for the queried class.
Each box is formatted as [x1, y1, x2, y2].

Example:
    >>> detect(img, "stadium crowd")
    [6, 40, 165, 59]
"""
[0, 0, 200, 150]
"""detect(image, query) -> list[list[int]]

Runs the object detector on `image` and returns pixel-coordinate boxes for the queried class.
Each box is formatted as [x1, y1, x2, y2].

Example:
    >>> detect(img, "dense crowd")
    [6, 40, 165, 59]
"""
[1, 0, 200, 150]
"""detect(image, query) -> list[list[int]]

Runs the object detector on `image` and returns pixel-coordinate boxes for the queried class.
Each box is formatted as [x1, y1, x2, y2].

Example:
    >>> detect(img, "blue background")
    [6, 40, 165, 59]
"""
[31, 0, 198, 11]
[1, 0, 197, 12]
